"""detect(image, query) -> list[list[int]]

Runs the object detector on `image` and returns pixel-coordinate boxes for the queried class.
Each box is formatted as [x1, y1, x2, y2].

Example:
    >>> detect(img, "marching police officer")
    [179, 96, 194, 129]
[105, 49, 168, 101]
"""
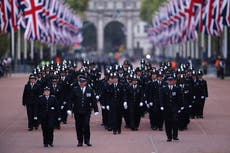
[160, 76, 183, 141]
[68, 76, 99, 147]
[34, 86, 60, 147]
[22, 74, 41, 131]
[126, 76, 144, 131]
[108, 73, 126, 134]
[197, 70, 208, 118]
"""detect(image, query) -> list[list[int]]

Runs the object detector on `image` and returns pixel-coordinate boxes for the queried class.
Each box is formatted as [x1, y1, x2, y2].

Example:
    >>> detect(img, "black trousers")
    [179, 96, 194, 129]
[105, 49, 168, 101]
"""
[129, 109, 141, 129]
[111, 108, 122, 133]
[197, 100, 205, 116]
[101, 108, 108, 127]
[165, 119, 178, 140]
[26, 104, 37, 129]
[149, 108, 158, 128]
[41, 121, 54, 145]
[74, 113, 91, 144]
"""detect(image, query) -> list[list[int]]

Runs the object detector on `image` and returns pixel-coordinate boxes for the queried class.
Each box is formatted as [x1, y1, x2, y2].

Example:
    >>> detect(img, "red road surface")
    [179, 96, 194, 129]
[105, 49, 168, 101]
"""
[0, 74, 230, 153]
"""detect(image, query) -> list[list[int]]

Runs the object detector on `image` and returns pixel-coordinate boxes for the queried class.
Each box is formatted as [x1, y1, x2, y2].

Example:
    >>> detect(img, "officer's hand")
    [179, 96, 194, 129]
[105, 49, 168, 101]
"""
[181, 107, 184, 110]
[149, 102, 153, 106]
[160, 107, 164, 111]
[101, 105, 105, 109]
[106, 105, 110, 110]
[67, 110, 72, 116]
[123, 102, 128, 109]
[146, 104, 149, 108]
[61, 106, 64, 109]
[96, 95, 100, 100]
[34, 117, 38, 120]
[139, 102, 143, 107]
[178, 110, 181, 113]
[189, 105, 192, 108]
[58, 117, 62, 121]
[63, 101, 67, 105]
[94, 112, 99, 116]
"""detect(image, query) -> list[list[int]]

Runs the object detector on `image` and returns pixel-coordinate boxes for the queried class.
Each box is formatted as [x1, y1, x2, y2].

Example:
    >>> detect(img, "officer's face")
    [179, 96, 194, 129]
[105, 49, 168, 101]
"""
[132, 80, 138, 85]
[157, 76, 162, 81]
[44, 90, 50, 96]
[151, 74, 157, 80]
[30, 78, 36, 83]
[79, 81, 87, 87]
[113, 77, 119, 83]
[167, 80, 174, 85]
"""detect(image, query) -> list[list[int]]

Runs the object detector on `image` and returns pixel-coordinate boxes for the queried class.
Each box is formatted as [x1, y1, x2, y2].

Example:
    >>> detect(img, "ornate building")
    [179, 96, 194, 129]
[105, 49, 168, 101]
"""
[86, 0, 152, 55]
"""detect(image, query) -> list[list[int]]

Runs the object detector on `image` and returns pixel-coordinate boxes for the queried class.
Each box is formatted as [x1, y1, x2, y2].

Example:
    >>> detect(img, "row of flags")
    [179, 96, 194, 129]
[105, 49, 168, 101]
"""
[0, 0, 83, 46]
[148, 0, 230, 47]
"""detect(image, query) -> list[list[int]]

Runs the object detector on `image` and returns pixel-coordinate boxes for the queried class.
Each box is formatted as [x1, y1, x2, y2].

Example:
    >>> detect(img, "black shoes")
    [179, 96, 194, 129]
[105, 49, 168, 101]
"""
[167, 139, 172, 142]
[77, 143, 83, 147]
[44, 144, 48, 147]
[173, 137, 179, 140]
[48, 144, 53, 147]
[78, 143, 92, 147]
[28, 128, 33, 131]
[85, 143, 92, 147]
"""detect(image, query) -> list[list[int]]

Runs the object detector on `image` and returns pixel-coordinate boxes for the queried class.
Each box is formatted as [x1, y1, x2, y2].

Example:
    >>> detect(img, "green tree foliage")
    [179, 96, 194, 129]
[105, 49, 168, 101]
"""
[140, 0, 167, 24]
[65, 0, 89, 16]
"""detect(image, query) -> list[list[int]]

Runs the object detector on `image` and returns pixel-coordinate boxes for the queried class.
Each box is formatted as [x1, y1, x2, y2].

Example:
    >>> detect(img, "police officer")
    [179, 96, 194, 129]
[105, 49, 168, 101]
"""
[34, 86, 60, 147]
[22, 74, 41, 131]
[108, 73, 126, 134]
[68, 76, 99, 147]
[196, 70, 208, 118]
[126, 76, 144, 131]
[160, 76, 183, 142]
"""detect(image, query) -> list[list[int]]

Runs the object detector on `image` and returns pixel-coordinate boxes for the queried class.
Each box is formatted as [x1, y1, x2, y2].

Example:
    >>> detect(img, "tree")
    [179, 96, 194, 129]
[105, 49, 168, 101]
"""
[140, 0, 167, 24]
[65, 0, 89, 17]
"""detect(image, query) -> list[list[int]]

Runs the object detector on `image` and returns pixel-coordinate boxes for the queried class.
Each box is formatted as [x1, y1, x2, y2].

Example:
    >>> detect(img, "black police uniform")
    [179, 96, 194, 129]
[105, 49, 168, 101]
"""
[127, 83, 144, 130]
[70, 85, 98, 146]
[160, 84, 182, 141]
[197, 78, 208, 118]
[108, 82, 126, 134]
[22, 80, 41, 130]
[36, 94, 59, 147]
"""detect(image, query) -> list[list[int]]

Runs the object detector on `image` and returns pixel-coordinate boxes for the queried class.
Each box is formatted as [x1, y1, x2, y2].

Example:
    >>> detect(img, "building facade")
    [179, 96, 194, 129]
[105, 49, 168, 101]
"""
[86, 0, 152, 55]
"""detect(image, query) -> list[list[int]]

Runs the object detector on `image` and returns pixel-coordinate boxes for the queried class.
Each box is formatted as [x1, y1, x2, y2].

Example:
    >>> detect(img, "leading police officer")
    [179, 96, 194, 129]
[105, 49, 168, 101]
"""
[68, 76, 99, 147]
[160, 76, 183, 142]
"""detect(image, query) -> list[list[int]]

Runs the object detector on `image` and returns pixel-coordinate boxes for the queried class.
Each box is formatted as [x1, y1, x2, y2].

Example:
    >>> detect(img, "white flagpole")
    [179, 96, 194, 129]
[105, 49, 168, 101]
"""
[11, 30, 15, 59]
[30, 40, 34, 60]
[40, 44, 43, 60]
[17, 29, 21, 61]
[24, 38, 27, 60]
[191, 40, 194, 58]
[195, 38, 199, 59]
[187, 41, 190, 58]
[223, 27, 228, 59]
[208, 35, 211, 58]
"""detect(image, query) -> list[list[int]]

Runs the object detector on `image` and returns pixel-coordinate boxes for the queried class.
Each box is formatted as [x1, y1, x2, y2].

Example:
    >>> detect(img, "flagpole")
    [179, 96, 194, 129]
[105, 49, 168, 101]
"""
[182, 43, 186, 58]
[191, 40, 194, 59]
[11, 30, 15, 59]
[187, 41, 190, 58]
[17, 29, 21, 72]
[195, 38, 199, 59]
[223, 27, 228, 59]
[40, 44, 43, 60]
[31, 40, 34, 60]
[24, 38, 27, 60]
[208, 35, 211, 58]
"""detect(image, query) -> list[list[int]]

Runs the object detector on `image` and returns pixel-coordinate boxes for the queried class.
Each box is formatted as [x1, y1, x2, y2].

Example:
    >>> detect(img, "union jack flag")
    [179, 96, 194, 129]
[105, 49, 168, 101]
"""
[0, 0, 11, 33]
[220, 0, 230, 29]
[23, 0, 47, 40]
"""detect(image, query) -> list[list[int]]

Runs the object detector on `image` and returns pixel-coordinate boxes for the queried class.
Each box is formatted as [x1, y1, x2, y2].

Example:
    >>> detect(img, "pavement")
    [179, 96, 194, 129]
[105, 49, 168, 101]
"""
[0, 74, 230, 153]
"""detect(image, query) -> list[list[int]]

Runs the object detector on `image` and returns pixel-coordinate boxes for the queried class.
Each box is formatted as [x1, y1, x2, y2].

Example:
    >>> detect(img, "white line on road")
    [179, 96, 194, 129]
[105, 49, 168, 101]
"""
[149, 136, 159, 153]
